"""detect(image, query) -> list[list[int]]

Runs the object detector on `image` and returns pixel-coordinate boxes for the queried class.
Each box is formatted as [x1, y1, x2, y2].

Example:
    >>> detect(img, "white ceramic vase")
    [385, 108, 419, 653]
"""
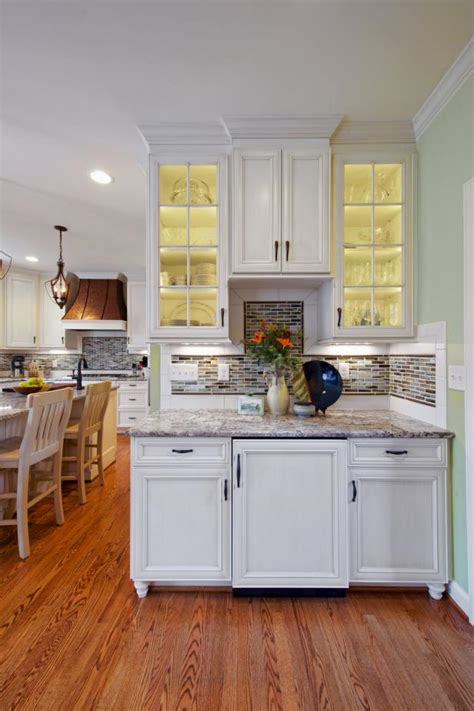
[265, 372, 290, 416]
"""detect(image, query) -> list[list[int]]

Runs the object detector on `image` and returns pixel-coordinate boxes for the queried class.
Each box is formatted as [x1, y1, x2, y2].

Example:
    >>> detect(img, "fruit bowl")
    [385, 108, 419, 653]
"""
[13, 385, 50, 395]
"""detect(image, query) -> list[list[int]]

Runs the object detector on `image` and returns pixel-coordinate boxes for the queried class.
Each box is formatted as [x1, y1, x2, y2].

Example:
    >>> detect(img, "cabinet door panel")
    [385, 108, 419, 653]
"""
[232, 148, 281, 273]
[282, 148, 329, 273]
[233, 440, 347, 587]
[349, 469, 448, 582]
[133, 467, 230, 582]
[39, 283, 65, 348]
[5, 273, 37, 347]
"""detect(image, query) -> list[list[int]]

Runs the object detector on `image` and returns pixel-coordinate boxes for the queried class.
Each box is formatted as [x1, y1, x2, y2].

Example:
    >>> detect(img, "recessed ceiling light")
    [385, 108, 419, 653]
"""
[90, 169, 114, 185]
[25, 256, 39, 263]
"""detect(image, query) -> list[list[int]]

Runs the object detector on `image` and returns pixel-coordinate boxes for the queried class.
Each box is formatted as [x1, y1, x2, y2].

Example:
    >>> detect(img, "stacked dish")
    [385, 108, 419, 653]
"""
[190, 262, 216, 286]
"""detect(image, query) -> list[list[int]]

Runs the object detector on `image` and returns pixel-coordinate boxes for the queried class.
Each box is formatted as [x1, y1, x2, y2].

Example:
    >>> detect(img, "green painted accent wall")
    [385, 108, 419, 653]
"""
[417, 75, 473, 591]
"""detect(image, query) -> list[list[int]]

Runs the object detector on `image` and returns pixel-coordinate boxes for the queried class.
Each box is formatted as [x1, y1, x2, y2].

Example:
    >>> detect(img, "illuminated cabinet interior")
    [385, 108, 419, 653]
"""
[148, 155, 229, 341]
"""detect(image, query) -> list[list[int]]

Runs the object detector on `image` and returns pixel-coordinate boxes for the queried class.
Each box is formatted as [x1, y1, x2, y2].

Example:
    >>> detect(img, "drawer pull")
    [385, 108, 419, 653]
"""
[236, 454, 241, 487]
[385, 450, 408, 456]
[128, 417, 137, 420]
[172, 448, 194, 454]
[351, 480, 357, 502]
[128, 398, 137, 401]
[224, 479, 228, 501]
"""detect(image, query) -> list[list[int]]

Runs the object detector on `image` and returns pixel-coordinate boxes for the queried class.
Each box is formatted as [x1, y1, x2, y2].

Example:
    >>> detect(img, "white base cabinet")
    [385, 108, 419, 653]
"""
[348, 438, 449, 599]
[232, 439, 348, 588]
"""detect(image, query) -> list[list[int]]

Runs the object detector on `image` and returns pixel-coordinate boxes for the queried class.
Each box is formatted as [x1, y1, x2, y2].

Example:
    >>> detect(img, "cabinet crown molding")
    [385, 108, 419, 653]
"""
[331, 120, 415, 144]
[138, 122, 231, 147]
[412, 38, 473, 141]
[221, 114, 344, 139]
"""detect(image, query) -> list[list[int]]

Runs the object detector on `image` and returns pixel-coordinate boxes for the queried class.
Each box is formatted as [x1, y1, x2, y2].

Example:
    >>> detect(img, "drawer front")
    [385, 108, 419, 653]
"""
[349, 439, 447, 467]
[117, 381, 147, 391]
[119, 391, 148, 409]
[119, 410, 147, 427]
[133, 437, 230, 466]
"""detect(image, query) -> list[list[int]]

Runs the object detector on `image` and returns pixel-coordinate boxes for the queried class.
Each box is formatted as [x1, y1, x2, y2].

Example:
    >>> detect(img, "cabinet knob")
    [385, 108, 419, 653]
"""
[274, 241, 279, 262]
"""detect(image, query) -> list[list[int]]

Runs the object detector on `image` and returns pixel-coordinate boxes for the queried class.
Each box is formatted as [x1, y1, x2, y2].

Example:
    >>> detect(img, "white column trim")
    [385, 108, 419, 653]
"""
[464, 177, 474, 624]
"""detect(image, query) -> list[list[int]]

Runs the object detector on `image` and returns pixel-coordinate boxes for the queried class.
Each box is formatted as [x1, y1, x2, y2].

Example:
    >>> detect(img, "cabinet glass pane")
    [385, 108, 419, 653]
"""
[160, 207, 187, 246]
[343, 288, 372, 327]
[374, 164, 401, 203]
[344, 206, 372, 244]
[159, 288, 189, 326]
[344, 247, 372, 286]
[374, 205, 402, 245]
[374, 288, 402, 327]
[160, 249, 187, 287]
[190, 249, 217, 286]
[344, 164, 372, 204]
[190, 289, 217, 327]
[190, 207, 217, 246]
[160, 165, 187, 205]
[189, 165, 217, 204]
[374, 247, 402, 286]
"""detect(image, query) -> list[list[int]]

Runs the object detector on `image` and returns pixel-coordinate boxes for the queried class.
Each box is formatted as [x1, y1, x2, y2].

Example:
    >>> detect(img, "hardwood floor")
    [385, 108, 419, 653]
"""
[0, 436, 473, 710]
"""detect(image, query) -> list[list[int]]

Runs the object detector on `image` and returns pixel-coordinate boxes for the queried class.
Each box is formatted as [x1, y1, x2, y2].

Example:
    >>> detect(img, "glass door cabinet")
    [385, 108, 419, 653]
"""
[333, 150, 414, 338]
[149, 156, 229, 341]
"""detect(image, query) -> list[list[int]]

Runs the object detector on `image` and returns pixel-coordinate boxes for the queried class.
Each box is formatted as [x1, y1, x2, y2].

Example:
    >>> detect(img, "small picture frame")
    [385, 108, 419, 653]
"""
[238, 395, 264, 416]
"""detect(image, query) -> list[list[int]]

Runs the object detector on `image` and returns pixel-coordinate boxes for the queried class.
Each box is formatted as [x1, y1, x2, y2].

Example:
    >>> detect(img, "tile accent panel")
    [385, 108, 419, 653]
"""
[389, 355, 436, 406]
[244, 301, 304, 353]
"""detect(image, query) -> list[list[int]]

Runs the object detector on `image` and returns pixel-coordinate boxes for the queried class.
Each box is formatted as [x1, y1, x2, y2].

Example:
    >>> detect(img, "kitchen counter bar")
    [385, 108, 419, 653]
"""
[0, 386, 119, 423]
[128, 409, 453, 439]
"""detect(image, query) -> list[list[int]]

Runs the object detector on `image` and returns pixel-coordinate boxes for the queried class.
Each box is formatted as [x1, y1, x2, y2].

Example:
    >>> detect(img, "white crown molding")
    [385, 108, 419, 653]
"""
[221, 114, 344, 140]
[137, 122, 231, 147]
[331, 120, 415, 144]
[413, 38, 474, 141]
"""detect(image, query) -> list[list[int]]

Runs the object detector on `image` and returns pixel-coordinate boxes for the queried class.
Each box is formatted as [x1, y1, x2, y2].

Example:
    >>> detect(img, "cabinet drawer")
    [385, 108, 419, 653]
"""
[349, 439, 447, 467]
[119, 391, 148, 409]
[118, 410, 147, 427]
[118, 381, 147, 391]
[133, 437, 229, 466]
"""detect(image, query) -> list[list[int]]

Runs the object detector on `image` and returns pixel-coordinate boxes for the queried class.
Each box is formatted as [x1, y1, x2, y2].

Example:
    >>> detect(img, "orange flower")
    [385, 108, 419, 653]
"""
[276, 337, 293, 348]
[251, 331, 264, 344]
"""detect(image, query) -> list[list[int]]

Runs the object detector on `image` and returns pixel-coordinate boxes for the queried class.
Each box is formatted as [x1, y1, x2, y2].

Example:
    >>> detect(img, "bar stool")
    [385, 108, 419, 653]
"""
[62, 381, 111, 504]
[0, 388, 73, 559]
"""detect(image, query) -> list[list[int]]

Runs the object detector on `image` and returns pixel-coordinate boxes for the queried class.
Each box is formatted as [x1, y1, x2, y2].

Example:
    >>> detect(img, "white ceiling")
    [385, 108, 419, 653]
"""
[1, 0, 472, 277]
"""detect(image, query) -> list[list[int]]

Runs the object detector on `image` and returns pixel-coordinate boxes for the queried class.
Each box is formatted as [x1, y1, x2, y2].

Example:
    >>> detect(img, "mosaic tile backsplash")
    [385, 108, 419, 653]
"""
[389, 355, 436, 406]
[0, 337, 136, 373]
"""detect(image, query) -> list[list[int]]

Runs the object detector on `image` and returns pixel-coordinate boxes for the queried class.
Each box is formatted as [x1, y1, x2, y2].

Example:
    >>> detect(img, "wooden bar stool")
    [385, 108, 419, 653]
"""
[0, 388, 73, 559]
[62, 381, 111, 504]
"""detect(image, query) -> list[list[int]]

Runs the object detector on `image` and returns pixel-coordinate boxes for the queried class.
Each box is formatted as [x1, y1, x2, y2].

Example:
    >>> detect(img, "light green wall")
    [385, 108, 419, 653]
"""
[417, 75, 473, 591]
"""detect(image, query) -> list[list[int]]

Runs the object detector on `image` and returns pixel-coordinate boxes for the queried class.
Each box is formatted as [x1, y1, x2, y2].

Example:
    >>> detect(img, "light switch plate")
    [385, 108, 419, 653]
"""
[448, 365, 465, 391]
[217, 363, 230, 381]
[170, 363, 198, 382]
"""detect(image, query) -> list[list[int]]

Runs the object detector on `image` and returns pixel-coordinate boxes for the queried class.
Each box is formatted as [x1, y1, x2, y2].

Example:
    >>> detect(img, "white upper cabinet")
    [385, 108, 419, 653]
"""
[147, 153, 230, 342]
[232, 148, 281, 273]
[127, 281, 147, 351]
[232, 144, 330, 275]
[4, 272, 38, 348]
[39, 279, 65, 348]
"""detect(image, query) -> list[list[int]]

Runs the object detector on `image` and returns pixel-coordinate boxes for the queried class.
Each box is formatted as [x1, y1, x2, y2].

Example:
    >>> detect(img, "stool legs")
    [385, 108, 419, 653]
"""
[17, 463, 31, 560]
[97, 431, 105, 487]
[52, 452, 64, 525]
[77, 438, 87, 505]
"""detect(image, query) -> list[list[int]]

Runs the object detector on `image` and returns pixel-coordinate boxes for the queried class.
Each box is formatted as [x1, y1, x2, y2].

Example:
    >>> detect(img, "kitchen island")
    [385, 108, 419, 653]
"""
[129, 409, 453, 601]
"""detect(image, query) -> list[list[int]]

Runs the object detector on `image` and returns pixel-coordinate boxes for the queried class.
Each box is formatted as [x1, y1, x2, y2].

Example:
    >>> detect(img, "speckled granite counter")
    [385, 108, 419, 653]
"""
[128, 409, 453, 439]
[0, 386, 119, 423]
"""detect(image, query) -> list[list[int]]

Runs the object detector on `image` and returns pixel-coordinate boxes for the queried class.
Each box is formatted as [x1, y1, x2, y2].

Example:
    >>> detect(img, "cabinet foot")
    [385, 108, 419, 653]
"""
[427, 583, 445, 600]
[134, 581, 149, 598]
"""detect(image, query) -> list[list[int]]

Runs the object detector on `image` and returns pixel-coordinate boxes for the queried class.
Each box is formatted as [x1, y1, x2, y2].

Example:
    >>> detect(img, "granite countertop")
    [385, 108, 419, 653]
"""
[128, 409, 454, 439]
[0, 386, 119, 423]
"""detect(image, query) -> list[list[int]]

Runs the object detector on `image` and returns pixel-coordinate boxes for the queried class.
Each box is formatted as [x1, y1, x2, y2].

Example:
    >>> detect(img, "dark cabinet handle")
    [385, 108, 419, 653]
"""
[285, 240, 290, 261]
[385, 450, 408, 456]
[224, 479, 228, 501]
[172, 448, 194, 454]
[129, 398, 137, 401]
[128, 417, 137, 420]
[129, 384, 137, 387]
[351, 480, 357, 502]
[221, 308, 225, 328]
[236, 454, 241, 487]
[337, 307, 342, 327]
[61, 336, 64, 344]
[33, 336, 36, 344]
[274, 241, 279, 261]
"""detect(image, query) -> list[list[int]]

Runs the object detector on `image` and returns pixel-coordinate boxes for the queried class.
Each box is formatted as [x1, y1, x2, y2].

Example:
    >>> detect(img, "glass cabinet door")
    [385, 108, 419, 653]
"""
[342, 163, 404, 329]
[158, 163, 220, 329]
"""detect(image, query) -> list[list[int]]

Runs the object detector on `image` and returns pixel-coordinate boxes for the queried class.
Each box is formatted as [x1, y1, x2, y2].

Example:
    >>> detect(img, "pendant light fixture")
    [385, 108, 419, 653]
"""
[48, 225, 69, 308]
[0, 251, 12, 280]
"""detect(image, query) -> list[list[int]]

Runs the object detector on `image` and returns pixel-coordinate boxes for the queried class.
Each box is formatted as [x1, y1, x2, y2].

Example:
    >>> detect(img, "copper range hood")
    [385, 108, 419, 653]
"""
[62, 274, 127, 330]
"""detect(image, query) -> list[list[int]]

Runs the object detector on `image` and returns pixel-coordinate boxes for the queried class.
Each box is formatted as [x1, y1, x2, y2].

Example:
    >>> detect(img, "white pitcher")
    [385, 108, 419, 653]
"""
[265, 372, 289, 416]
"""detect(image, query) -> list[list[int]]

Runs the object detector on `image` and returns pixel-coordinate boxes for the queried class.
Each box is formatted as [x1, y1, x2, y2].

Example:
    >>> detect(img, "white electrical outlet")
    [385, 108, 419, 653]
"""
[448, 365, 465, 391]
[338, 362, 350, 379]
[217, 363, 230, 381]
[170, 363, 198, 382]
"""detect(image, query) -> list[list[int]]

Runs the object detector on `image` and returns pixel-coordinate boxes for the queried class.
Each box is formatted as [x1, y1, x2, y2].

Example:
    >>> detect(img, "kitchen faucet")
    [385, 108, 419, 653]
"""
[76, 357, 88, 391]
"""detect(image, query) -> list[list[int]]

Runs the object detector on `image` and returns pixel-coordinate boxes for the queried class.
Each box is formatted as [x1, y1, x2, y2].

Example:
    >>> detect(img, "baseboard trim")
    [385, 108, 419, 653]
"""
[448, 581, 469, 617]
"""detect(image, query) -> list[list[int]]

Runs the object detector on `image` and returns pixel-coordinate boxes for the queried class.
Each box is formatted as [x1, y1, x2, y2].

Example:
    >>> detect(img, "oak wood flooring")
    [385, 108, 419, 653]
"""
[0, 436, 473, 710]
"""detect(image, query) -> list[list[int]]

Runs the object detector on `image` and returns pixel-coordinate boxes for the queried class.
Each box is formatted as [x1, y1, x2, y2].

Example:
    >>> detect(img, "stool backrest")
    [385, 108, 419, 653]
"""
[22, 388, 74, 466]
[82, 381, 112, 435]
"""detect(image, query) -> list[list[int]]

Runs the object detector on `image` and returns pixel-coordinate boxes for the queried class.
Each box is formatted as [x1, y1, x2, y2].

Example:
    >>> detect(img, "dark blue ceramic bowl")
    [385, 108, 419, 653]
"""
[302, 360, 343, 413]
